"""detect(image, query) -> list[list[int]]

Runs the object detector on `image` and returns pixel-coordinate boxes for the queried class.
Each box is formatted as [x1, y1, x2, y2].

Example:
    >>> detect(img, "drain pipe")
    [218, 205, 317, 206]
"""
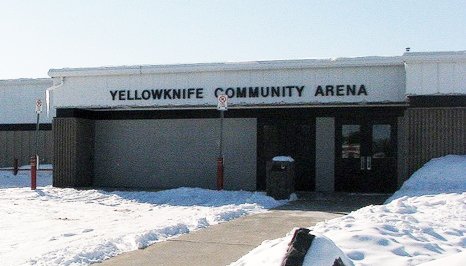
[45, 77, 64, 117]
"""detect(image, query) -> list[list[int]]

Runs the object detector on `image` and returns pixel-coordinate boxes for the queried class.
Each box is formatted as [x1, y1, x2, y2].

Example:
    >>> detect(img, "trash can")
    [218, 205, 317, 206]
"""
[266, 156, 295, 200]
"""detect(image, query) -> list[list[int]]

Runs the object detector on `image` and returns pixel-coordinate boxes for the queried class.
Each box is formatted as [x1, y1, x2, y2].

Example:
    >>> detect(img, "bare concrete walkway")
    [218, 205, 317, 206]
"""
[98, 193, 388, 266]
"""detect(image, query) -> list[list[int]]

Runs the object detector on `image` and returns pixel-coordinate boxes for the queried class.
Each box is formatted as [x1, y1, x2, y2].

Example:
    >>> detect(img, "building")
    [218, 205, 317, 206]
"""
[2, 51, 465, 192]
[0, 78, 54, 167]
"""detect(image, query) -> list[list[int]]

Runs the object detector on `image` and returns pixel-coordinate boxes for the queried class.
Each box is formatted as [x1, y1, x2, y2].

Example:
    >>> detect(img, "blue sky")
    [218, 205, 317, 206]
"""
[0, 0, 465, 79]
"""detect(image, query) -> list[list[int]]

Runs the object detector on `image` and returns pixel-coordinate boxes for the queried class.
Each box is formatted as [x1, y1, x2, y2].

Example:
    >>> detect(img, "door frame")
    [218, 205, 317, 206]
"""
[335, 115, 398, 192]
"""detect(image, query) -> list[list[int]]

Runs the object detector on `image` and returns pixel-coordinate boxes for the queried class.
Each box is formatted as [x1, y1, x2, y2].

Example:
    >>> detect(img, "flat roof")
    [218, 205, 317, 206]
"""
[48, 56, 404, 78]
[0, 78, 52, 86]
[403, 51, 466, 63]
[47, 50, 466, 78]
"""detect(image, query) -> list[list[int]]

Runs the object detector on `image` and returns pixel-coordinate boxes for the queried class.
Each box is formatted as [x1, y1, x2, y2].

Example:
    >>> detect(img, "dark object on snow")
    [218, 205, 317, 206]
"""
[281, 228, 314, 266]
[281, 228, 347, 266]
[266, 159, 295, 200]
[333, 257, 346, 266]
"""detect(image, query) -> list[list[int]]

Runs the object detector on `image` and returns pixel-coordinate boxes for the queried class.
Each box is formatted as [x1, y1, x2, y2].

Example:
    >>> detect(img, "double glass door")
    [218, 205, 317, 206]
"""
[336, 118, 397, 193]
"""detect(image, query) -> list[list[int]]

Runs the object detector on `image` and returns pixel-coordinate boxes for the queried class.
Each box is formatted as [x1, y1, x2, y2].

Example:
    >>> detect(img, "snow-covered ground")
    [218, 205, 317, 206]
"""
[232, 155, 466, 266]
[0, 168, 286, 265]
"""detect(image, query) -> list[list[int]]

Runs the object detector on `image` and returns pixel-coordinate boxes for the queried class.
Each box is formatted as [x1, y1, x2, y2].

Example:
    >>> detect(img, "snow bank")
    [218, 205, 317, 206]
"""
[123, 187, 283, 208]
[313, 155, 466, 265]
[1, 170, 286, 265]
[231, 233, 293, 265]
[233, 192, 466, 266]
[231, 230, 354, 266]
[312, 192, 466, 265]
[303, 233, 354, 266]
[232, 155, 466, 266]
[387, 155, 466, 202]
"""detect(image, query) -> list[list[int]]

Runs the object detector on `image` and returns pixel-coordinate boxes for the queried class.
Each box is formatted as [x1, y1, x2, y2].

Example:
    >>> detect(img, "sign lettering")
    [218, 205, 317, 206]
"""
[109, 84, 369, 102]
[110, 88, 204, 101]
[315, 85, 368, 97]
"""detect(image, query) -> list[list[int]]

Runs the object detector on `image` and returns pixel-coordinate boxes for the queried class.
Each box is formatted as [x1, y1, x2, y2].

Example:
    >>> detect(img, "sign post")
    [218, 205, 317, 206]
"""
[217, 95, 228, 190]
[32, 99, 42, 190]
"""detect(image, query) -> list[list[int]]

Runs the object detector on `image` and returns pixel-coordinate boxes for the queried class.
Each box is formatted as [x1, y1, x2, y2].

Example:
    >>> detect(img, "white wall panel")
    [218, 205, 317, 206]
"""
[51, 64, 406, 109]
[0, 79, 54, 124]
[404, 52, 466, 95]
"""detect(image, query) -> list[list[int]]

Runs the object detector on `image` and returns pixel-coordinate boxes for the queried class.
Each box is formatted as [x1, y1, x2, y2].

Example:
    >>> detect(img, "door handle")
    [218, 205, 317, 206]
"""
[367, 156, 372, 170]
[360, 156, 366, 170]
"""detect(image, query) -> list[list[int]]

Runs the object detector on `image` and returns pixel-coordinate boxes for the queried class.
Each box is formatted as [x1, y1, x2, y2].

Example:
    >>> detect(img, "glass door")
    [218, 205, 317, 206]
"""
[336, 118, 397, 193]
[369, 123, 397, 192]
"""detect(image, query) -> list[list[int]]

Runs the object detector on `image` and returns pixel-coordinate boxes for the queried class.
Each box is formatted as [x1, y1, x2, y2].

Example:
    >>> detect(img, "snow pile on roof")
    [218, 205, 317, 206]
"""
[387, 154, 466, 202]
[232, 155, 466, 266]
[272, 156, 295, 162]
[0, 170, 286, 265]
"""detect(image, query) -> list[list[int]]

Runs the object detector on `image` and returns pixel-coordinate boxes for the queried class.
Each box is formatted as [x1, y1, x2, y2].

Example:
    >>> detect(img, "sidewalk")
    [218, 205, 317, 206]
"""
[98, 193, 388, 266]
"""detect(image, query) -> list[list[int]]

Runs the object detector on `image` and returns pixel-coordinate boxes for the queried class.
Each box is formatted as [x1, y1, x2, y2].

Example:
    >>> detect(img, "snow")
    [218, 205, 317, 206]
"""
[231, 234, 293, 265]
[386, 155, 466, 202]
[288, 193, 298, 201]
[304, 233, 355, 266]
[0, 168, 286, 265]
[416, 251, 466, 266]
[3, 155, 464, 265]
[311, 192, 466, 265]
[272, 156, 295, 162]
[0, 164, 52, 188]
[231, 155, 466, 266]
[232, 232, 355, 266]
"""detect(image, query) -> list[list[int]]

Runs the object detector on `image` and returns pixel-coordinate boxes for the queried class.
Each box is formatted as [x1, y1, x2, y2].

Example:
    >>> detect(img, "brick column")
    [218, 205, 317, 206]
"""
[53, 117, 95, 187]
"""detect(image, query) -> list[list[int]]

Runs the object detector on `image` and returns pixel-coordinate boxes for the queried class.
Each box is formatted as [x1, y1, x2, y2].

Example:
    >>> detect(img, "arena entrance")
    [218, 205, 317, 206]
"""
[335, 116, 397, 193]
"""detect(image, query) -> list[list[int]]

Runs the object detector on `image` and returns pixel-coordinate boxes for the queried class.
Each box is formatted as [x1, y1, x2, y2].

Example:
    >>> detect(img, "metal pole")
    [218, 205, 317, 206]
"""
[217, 110, 224, 190]
[31, 156, 37, 190]
[31, 113, 40, 190]
[219, 110, 224, 158]
[35, 112, 40, 169]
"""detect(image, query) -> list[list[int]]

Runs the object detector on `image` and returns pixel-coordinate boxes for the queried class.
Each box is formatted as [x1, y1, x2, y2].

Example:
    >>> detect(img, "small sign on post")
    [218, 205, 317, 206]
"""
[35, 99, 43, 114]
[216, 94, 228, 190]
[217, 94, 228, 111]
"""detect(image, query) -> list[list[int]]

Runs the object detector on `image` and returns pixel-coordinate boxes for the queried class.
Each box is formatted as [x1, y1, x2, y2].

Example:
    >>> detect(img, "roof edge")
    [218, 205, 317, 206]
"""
[403, 51, 466, 63]
[48, 56, 404, 78]
[0, 78, 52, 86]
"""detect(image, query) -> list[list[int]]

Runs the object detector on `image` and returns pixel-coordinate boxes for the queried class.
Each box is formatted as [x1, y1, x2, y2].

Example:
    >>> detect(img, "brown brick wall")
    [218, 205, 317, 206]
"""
[53, 117, 94, 187]
[0, 130, 53, 168]
[398, 107, 466, 184]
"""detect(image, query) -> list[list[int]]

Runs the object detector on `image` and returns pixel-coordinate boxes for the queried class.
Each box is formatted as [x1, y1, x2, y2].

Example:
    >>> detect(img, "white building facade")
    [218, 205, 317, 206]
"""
[2, 51, 465, 192]
[0, 79, 54, 167]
